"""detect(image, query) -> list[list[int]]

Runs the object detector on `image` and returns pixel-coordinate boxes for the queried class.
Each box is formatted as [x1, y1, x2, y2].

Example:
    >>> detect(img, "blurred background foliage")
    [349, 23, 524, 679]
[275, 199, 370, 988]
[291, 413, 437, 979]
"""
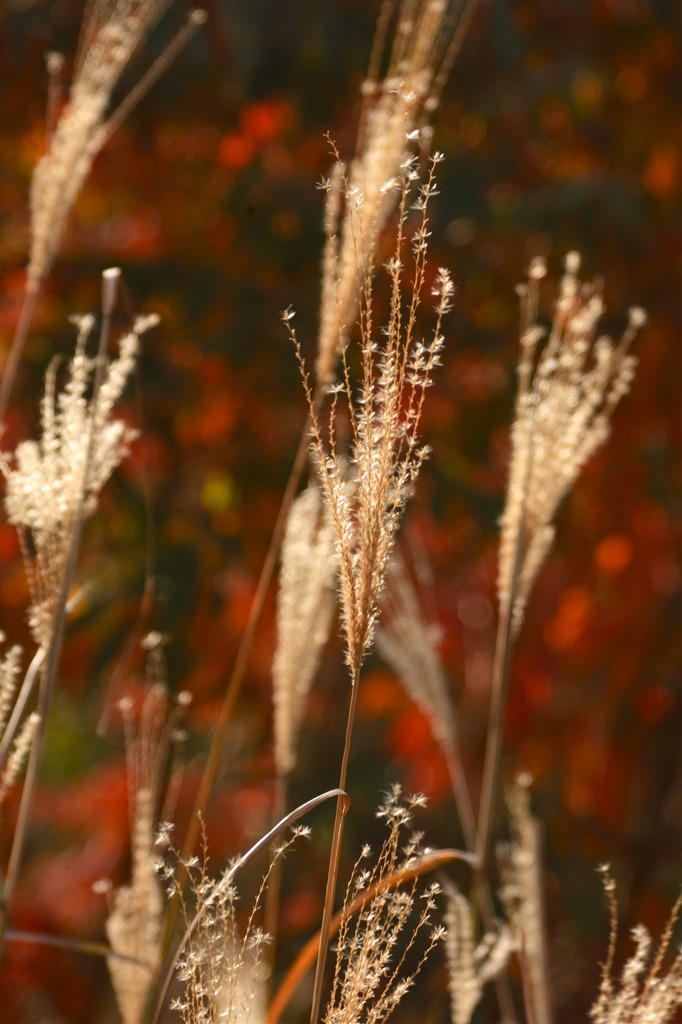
[0, 0, 679, 1021]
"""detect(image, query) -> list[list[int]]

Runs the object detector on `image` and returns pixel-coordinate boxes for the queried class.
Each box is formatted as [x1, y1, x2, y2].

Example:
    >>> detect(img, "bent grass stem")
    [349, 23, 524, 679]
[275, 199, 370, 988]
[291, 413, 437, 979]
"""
[309, 667, 361, 1024]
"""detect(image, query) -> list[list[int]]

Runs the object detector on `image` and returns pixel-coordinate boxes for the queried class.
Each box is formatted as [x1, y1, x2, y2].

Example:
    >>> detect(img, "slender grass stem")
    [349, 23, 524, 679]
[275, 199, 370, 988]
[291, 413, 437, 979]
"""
[159, 411, 313, 961]
[263, 768, 288, 996]
[309, 666, 361, 1024]
[0, 280, 40, 426]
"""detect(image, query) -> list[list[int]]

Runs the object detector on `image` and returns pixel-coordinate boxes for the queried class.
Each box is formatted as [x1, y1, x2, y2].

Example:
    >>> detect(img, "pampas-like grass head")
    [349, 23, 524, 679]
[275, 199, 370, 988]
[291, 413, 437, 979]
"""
[498, 253, 644, 634]
[272, 483, 338, 778]
[2, 311, 156, 646]
[289, 154, 452, 679]
[324, 786, 443, 1024]
[28, 0, 205, 288]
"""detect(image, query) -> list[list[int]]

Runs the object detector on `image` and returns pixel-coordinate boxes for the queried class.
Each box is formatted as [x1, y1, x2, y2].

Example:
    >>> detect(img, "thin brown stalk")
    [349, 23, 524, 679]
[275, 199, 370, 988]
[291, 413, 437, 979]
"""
[473, 565, 518, 886]
[444, 746, 476, 852]
[5, 929, 147, 966]
[477, 254, 645, 898]
[0, 281, 39, 427]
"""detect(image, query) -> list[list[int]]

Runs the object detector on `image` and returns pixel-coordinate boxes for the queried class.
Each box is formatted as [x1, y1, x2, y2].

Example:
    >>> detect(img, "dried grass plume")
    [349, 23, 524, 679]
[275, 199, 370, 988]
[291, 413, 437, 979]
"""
[498, 252, 644, 634]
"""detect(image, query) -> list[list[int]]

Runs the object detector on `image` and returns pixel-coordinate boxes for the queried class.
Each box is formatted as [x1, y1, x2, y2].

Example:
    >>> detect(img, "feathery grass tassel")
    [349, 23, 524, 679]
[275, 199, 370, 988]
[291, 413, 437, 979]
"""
[0, 280, 156, 949]
[591, 867, 682, 1024]
[499, 252, 644, 635]
[475, 254, 645, 888]
[324, 788, 443, 1024]
[287, 151, 452, 1023]
[0, 2, 205, 423]
[444, 882, 516, 1024]
[316, 0, 477, 384]
[105, 650, 189, 1024]
[272, 484, 339, 780]
[499, 774, 552, 1024]
[266, 484, 339, 976]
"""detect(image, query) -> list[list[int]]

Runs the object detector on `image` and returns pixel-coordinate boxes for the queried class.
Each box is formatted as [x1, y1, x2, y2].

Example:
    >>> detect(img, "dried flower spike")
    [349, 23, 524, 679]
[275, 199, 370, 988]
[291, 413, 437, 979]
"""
[273, 484, 338, 777]
[324, 787, 442, 1024]
[499, 252, 643, 633]
[591, 868, 682, 1024]
[443, 881, 516, 1024]
[3, 312, 156, 645]
[292, 155, 451, 679]
[28, 0, 205, 288]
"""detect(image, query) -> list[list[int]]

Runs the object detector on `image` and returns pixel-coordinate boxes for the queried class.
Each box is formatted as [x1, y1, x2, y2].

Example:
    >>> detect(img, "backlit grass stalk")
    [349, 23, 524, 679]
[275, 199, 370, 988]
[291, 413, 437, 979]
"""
[104, 652, 190, 1024]
[0, 2, 205, 423]
[173, 0, 475, 920]
[499, 775, 552, 1024]
[0, 272, 152, 947]
[591, 867, 682, 1024]
[474, 254, 644, 880]
[288, 152, 452, 1022]
[444, 881, 517, 1024]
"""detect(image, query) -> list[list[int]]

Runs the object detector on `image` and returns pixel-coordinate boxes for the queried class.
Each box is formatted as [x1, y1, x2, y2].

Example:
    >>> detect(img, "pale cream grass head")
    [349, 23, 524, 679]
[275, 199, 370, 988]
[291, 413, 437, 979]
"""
[272, 483, 338, 777]
[105, 644, 189, 1024]
[162, 827, 308, 1024]
[498, 773, 552, 1024]
[316, 0, 476, 383]
[324, 786, 443, 1024]
[28, 0, 205, 288]
[591, 867, 682, 1024]
[376, 551, 457, 762]
[498, 252, 644, 634]
[443, 881, 515, 1024]
[2, 312, 155, 646]
[291, 156, 452, 677]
